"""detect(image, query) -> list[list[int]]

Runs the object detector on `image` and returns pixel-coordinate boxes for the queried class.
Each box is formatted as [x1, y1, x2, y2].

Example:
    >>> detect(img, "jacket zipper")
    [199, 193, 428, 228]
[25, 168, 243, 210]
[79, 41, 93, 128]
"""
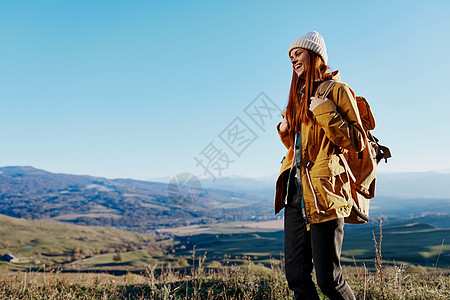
[305, 160, 320, 213]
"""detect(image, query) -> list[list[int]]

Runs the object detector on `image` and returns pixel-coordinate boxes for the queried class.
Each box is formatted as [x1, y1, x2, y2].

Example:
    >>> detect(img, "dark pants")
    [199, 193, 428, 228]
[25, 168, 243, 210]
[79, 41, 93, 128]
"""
[284, 179, 355, 299]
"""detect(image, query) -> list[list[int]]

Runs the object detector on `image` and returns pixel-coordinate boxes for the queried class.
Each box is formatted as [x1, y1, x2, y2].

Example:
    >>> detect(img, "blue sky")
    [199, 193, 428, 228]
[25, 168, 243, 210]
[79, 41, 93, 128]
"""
[1, 0, 449, 181]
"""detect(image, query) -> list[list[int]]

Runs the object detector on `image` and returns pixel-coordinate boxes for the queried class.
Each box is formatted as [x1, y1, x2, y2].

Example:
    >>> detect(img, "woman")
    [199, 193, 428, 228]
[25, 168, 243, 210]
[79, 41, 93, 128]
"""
[275, 31, 365, 299]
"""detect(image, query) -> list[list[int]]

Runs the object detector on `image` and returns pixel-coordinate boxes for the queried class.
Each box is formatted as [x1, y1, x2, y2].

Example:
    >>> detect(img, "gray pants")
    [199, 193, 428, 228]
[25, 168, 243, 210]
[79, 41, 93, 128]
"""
[284, 177, 356, 299]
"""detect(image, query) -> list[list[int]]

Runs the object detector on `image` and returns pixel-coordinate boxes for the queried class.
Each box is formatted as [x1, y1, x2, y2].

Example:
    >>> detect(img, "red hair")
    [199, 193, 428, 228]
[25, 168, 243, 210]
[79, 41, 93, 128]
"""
[285, 50, 333, 144]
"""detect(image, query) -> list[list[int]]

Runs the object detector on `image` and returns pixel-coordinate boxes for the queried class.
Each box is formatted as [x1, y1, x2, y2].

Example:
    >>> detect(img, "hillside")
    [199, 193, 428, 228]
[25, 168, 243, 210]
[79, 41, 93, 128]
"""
[0, 216, 448, 299]
[0, 214, 169, 268]
[0, 166, 271, 231]
[2, 166, 450, 232]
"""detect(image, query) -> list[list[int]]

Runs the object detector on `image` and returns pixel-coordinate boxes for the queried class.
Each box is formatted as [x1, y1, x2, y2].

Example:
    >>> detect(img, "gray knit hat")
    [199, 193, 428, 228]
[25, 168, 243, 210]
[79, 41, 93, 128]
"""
[288, 31, 328, 65]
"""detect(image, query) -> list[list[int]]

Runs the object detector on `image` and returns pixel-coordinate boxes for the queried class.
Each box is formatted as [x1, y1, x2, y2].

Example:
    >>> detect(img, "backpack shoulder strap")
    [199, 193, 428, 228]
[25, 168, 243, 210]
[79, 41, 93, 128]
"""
[315, 80, 338, 99]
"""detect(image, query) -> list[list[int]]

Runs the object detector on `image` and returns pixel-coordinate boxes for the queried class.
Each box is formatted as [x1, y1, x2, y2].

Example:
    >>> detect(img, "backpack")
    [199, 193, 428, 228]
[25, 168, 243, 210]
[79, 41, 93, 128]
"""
[315, 80, 392, 224]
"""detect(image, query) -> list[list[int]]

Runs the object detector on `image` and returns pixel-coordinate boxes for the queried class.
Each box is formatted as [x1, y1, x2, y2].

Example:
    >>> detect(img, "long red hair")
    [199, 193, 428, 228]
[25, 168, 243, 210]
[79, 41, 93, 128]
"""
[285, 50, 333, 144]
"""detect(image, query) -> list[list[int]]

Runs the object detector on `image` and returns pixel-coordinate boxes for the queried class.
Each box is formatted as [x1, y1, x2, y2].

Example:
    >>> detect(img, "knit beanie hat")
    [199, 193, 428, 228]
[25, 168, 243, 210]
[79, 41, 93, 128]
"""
[288, 31, 328, 65]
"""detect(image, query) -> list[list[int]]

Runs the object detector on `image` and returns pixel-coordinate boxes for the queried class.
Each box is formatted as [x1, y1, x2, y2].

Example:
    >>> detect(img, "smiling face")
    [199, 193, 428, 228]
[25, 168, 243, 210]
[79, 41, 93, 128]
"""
[289, 48, 310, 78]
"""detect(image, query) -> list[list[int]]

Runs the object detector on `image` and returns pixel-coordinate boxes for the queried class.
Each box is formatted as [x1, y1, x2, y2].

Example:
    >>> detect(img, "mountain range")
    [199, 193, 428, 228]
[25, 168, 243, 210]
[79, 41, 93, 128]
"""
[0, 166, 449, 230]
[0, 166, 271, 231]
[190, 171, 450, 199]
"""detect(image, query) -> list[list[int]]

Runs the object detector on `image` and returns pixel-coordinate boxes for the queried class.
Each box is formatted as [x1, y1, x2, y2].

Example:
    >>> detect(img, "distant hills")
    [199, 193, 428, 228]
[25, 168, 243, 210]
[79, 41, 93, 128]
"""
[0, 166, 449, 270]
[192, 171, 450, 200]
[0, 166, 449, 231]
[376, 171, 450, 199]
[197, 172, 450, 227]
[0, 166, 271, 231]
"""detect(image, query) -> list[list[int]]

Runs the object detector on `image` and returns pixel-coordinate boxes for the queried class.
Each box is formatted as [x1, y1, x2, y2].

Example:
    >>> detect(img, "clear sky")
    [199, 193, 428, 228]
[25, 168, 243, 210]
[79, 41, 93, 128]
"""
[1, 0, 449, 182]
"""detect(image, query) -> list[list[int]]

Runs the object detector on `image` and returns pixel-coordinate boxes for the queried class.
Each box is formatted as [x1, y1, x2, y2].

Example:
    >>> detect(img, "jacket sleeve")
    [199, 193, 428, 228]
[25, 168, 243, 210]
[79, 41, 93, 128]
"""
[312, 82, 366, 153]
[277, 110, 291, 149]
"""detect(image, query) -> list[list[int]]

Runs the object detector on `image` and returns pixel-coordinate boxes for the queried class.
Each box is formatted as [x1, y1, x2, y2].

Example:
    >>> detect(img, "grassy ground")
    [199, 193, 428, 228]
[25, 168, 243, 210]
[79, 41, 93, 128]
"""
[2, 213, 448, 270]
[0, 214, 171, 267]
[0, 260, 448, 299]
[1, 214, 449, 298]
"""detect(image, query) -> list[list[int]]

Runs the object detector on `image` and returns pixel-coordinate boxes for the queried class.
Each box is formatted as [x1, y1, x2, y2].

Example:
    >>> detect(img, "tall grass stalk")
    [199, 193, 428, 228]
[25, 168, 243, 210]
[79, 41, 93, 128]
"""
[434, 239, 445, 269]
[372, 213, 384, 297]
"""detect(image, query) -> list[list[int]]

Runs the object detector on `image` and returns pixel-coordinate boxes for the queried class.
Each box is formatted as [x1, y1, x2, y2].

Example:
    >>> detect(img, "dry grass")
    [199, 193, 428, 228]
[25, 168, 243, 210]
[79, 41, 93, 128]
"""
[1, 217, 448, 299]
[0, 258, 448, 299]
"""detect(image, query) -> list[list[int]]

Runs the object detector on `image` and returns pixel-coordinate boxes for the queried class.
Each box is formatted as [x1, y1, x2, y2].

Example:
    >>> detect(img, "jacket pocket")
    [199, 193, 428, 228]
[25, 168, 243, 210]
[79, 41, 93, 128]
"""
[308, 155, 349, 212]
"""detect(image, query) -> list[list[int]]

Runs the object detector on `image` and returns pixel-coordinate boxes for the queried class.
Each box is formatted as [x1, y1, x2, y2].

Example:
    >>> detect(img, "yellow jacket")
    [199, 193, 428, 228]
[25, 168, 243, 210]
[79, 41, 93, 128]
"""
[274, 79, 366, 224]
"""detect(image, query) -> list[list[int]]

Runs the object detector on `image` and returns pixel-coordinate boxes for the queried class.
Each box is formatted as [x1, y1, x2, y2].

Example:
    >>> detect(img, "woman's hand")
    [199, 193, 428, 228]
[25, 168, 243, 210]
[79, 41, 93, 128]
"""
[309, 97, 328, 112]
[278, 118, 288, 132]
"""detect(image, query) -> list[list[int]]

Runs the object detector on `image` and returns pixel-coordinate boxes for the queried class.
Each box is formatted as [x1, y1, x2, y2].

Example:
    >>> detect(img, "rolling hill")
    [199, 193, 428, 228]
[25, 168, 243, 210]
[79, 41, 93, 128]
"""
[0, 166, 271, 231]
[1, 166, 449, 270]
[1, 166, 449, 231]
[0, 213, 168, 269]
